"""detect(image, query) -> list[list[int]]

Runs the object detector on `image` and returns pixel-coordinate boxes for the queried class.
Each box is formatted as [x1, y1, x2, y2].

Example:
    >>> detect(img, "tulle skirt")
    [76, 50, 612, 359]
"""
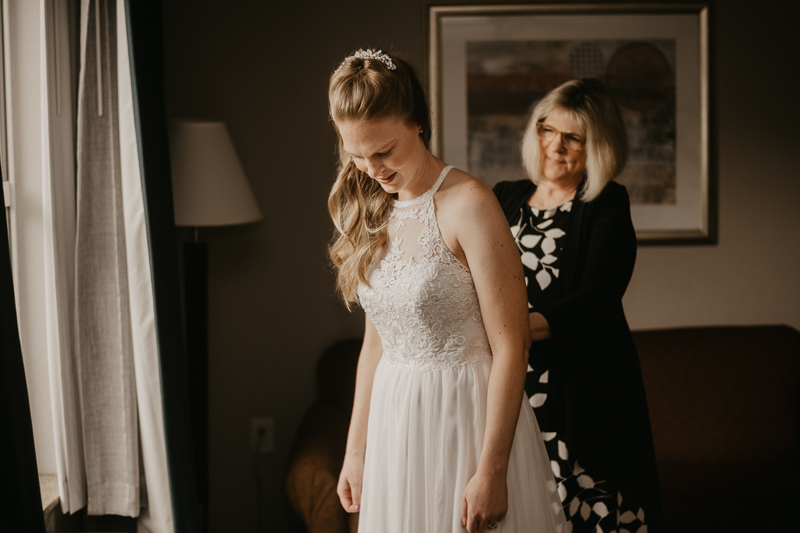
[358, 356, 566, 533]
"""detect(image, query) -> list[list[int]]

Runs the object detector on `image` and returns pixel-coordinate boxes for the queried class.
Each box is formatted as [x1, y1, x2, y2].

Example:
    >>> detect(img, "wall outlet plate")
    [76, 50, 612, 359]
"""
[251, 417, 275, 453]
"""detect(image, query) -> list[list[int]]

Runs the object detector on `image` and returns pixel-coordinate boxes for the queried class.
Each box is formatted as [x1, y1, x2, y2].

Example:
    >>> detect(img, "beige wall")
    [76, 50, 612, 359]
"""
[625, 3, 800, 330]
[162, 1, 799, 531]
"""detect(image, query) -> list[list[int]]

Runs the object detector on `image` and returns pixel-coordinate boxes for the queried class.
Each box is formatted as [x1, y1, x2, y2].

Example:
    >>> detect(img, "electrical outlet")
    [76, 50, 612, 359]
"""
[251, 417, 275, 453]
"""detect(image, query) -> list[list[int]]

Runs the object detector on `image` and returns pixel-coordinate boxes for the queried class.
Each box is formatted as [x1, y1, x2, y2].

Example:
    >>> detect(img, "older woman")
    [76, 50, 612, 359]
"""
[493, 78, 661, 532]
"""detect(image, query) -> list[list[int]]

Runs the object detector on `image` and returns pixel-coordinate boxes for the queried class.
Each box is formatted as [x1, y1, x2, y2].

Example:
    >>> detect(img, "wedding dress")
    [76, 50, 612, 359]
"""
[357, 165, 566, 533]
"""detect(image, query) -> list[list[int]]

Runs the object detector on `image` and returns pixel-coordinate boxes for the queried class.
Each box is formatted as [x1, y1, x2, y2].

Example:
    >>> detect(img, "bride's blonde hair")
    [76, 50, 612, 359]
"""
[328, 50, 431, 308]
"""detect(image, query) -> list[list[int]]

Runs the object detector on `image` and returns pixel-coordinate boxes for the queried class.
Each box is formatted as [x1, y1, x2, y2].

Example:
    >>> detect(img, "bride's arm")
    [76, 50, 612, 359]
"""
[445, 179, 530, 533]
[337, 314, 383, 513]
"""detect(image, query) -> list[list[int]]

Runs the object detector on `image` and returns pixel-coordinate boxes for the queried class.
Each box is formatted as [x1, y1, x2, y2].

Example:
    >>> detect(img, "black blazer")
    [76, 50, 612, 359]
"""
[494, 179, 662, 516]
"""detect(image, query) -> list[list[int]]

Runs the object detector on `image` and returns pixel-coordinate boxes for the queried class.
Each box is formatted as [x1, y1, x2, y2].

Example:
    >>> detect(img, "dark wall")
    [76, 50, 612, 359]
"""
[162, 1, 800, 531]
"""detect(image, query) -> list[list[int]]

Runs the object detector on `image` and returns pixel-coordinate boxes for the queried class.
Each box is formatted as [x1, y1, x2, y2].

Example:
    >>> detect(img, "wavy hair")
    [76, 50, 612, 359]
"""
[327, 50, 431, 307]
[521, 78, 628, 202]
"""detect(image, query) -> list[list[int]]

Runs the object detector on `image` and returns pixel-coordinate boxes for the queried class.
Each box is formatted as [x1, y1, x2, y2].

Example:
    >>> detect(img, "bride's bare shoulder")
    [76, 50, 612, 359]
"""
[438, 167, 498, 213]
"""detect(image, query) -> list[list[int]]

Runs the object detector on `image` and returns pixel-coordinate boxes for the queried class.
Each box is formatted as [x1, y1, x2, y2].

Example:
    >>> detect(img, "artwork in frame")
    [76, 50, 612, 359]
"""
[427, 3, 713, 243]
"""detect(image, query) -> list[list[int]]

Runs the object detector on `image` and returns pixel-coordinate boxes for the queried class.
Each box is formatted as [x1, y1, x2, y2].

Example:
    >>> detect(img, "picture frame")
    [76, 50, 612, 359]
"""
[427, 3, 713, 243]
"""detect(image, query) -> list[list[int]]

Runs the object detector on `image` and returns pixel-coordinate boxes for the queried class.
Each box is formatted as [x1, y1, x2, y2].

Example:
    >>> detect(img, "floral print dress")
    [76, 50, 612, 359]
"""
[512, 201, 649, 533]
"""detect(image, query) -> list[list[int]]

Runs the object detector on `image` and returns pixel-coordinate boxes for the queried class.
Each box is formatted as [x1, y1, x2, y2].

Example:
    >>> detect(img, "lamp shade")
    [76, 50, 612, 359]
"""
[169, 120, 262, 227]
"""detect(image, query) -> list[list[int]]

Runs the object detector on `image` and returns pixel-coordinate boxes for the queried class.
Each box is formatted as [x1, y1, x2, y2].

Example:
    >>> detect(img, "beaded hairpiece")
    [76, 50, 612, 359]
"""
[336, 49, 397, 73]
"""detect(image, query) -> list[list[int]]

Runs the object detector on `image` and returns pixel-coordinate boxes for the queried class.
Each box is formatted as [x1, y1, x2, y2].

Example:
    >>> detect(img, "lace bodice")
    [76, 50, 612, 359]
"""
[357, 165, 492, 371]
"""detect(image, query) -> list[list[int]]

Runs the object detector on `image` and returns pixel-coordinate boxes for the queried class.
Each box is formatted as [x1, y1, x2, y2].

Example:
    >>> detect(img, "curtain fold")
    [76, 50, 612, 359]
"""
[74, 0, 140, 517]
[116, 0, 174, 530]
[41, 0, 86, 513]
[124, 0, 199, 531]
[0, 167, 46, 531]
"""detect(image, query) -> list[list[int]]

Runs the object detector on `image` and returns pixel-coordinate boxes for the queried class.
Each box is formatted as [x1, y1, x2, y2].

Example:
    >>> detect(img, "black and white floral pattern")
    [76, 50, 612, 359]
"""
[516, 200, 649, 533]
[528, 365, 648, 533]
[544, 433, 648, 533]
[510, 202, 571, 306]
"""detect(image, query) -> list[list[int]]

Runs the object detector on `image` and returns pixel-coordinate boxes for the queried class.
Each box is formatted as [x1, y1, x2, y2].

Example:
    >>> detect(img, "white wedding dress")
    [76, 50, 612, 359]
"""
[356, 165, 566, 533]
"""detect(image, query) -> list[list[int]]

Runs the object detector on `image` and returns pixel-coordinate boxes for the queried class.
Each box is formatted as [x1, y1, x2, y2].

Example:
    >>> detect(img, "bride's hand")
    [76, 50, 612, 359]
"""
[460, 470, 508, 532]
[337, 451, 365, 513]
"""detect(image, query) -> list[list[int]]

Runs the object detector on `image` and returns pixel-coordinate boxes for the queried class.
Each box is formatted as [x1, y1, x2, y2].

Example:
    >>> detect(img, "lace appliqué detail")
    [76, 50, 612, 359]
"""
[392, 208, 420, 230]
[358, 166, 492, 372]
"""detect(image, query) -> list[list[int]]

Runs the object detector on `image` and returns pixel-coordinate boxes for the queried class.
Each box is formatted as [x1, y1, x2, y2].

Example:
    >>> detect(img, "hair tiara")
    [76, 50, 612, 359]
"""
[336, 49, 396, 73]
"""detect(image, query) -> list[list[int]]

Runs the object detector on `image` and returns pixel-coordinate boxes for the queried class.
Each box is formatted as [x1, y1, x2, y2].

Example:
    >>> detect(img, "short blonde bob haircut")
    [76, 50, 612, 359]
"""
[521, 78, 628, 202]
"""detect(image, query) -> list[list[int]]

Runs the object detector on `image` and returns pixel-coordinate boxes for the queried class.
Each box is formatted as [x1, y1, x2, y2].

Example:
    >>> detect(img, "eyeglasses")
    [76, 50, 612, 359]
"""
[536, 122, 586, 151]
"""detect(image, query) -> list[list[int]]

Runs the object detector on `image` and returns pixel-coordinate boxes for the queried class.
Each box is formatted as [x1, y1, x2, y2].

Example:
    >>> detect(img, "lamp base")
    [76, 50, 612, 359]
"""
[184, 240, 208, 533]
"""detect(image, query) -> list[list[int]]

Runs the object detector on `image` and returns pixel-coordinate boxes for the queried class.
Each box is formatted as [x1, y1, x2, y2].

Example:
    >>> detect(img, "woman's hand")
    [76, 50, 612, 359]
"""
[460, 469, 508, 532]
[337, 451, 365, 513]
[529, 312, 552, 341]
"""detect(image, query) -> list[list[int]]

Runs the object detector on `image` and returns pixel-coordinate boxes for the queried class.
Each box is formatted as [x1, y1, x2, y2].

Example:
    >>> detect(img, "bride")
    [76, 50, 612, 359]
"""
[327, 49, 565, 533]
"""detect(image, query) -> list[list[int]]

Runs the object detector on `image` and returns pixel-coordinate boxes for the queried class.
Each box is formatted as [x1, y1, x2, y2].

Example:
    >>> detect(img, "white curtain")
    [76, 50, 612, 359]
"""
[41, 0, 86, 514]
[74, 0, 140, 516]
[40, 0, 174, 530]
[116, 0, 174, 529]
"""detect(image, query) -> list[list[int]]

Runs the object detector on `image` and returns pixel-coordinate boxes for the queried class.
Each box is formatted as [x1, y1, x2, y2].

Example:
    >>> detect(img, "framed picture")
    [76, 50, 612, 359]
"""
[427, 3, 713, 243]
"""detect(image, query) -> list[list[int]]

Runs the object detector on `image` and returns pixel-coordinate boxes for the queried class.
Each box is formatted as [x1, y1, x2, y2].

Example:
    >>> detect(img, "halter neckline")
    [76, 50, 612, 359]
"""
[392, 165, 454, 208]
